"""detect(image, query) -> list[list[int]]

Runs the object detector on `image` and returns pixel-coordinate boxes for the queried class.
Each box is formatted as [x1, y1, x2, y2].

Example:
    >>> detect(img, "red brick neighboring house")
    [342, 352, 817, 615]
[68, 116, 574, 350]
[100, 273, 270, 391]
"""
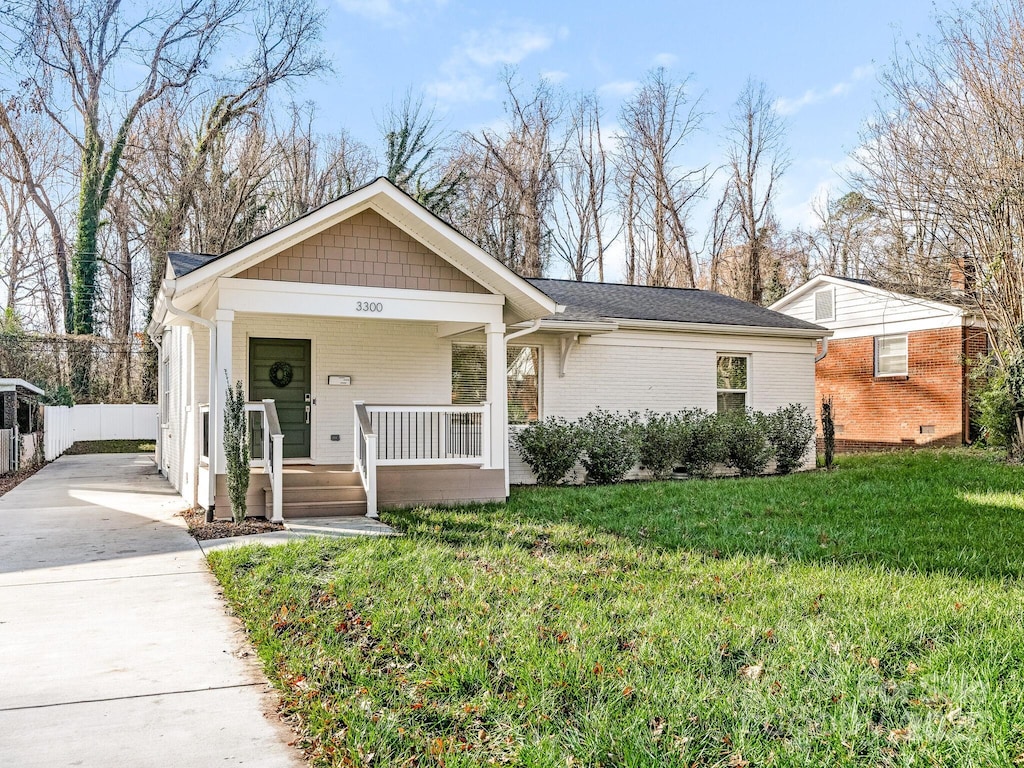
[771, 275, 988, 451]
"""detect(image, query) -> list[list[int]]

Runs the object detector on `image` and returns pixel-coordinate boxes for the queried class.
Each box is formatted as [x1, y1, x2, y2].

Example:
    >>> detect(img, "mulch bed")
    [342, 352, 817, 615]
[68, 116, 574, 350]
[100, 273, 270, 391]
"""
[181, 506, 285, 541]
[0, 462, 46, 497]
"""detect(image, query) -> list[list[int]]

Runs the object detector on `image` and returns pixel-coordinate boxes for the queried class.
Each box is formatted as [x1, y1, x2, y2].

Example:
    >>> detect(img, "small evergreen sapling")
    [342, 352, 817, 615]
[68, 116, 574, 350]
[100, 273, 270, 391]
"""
[223, 377, 251, 523]
[821, 396, 836, 471]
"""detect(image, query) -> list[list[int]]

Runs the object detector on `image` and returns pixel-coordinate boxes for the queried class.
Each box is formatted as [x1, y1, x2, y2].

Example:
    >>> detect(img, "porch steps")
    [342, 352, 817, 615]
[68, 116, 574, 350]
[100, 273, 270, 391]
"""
[266, 464, 368, 518]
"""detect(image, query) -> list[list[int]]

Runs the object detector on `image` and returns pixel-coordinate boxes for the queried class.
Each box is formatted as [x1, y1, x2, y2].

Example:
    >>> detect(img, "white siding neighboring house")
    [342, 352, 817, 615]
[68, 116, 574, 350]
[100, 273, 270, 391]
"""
[148, 177, 827, 520]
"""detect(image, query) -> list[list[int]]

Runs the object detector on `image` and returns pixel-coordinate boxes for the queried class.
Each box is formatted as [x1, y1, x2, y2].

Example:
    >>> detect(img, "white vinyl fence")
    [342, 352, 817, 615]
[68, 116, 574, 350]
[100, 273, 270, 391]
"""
[43, 404, 158, 461]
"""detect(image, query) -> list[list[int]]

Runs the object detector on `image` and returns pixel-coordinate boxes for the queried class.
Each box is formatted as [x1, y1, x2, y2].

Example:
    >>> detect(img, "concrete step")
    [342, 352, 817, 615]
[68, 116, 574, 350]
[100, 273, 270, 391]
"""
[281, 467, 362, 488]
[281, 499, 367, 518]
[280, 485, 366, 504]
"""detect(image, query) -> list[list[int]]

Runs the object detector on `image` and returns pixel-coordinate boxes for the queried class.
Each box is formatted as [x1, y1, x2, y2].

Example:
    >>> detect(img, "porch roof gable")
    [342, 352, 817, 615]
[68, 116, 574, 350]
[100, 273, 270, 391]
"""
[165, 178, 558, 323]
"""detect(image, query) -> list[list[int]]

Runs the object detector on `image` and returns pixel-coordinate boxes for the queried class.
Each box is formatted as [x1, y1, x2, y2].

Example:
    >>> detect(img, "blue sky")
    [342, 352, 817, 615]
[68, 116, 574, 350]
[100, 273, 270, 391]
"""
[291, 0, 959, 278]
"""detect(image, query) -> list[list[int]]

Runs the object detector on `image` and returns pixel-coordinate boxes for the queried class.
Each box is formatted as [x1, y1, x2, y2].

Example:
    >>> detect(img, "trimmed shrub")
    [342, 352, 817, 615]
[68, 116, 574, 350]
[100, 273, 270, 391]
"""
[578, 409, 640, 484]
[512, 417, 581, 485]
[676, 408, 725, 478]
[720, 408, 773, 477]
[638, 411, 680, 480]
[766, 403, 815, 474]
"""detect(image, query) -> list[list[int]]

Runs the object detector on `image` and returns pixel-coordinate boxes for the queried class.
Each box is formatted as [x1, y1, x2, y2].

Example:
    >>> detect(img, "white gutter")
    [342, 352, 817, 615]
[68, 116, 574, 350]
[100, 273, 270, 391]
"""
[504, 318, 544, 344]
[160, 278, 219, 521]
[615, 318, 831, 340]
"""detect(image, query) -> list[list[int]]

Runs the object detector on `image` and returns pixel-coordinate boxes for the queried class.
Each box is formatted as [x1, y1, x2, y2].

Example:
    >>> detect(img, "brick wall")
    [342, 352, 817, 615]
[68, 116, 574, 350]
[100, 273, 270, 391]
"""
[816, 326, 976, 451]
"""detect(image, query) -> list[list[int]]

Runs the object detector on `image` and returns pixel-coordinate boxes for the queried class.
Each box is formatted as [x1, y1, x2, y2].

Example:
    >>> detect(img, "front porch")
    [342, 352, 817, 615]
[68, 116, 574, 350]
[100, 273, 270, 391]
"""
[200, 397, 507, 521]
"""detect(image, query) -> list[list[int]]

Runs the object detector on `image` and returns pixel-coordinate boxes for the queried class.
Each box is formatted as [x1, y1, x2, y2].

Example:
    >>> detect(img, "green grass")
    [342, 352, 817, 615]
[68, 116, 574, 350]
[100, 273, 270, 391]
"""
[208, 449, 1024, 767]
[65, 439, 155, 454]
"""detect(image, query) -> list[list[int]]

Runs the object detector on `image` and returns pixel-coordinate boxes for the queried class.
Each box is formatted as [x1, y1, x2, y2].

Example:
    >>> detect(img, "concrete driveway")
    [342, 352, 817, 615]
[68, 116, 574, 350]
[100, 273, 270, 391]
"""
[0, 453, 304, 767]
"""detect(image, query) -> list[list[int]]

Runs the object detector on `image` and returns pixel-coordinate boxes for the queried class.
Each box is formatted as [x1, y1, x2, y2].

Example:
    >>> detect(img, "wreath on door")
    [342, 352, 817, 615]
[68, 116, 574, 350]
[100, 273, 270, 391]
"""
[268, 361, 293, 388]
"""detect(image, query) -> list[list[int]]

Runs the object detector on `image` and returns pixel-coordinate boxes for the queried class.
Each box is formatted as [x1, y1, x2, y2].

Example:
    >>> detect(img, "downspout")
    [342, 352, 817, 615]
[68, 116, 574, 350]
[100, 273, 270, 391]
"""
[815, 336, 829, 363]
[160, 278, 219, 522]
[502, 319, 545, 496]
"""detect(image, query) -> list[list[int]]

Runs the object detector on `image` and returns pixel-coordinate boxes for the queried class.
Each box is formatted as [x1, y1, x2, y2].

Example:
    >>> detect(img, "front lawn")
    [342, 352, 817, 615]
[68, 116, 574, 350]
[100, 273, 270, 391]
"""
[208, 450, 1024, 767]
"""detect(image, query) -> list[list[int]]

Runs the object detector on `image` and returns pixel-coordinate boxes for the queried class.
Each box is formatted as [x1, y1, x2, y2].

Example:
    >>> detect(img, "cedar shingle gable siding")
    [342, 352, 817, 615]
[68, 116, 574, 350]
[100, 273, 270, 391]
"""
[238, 209, 489, 294]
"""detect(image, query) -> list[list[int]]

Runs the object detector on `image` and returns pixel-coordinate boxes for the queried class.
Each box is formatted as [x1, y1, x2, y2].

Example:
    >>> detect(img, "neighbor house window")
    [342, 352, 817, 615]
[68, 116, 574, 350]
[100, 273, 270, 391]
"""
[716, 355, 749, 413]
[452, 343, 541, 424]
[814, 287, 835, 322]
[875, 334, 908, 377]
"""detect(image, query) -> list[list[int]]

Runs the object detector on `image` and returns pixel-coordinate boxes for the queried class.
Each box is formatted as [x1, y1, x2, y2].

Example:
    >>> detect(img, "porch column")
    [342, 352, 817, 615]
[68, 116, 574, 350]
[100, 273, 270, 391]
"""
[485, 322, 506, 472]
[213, 309, 234, 475]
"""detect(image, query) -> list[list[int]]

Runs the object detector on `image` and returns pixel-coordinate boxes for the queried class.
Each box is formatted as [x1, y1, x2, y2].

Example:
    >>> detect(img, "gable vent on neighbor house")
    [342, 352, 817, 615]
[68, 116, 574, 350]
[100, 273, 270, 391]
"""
[814, 287, 835, 322]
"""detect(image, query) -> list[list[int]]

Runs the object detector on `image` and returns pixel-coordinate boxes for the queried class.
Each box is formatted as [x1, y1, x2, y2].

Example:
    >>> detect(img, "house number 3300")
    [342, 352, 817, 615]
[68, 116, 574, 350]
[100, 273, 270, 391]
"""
[356, 301, 384, 312]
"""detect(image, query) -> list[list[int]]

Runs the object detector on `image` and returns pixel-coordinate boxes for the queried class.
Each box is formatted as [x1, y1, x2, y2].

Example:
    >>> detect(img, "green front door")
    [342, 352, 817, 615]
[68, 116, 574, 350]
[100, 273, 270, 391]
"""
[249, 338, 312, 459]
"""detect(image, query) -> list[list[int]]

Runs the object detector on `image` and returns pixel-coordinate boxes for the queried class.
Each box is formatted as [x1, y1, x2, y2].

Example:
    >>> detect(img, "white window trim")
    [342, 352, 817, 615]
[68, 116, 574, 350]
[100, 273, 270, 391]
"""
[813, 286, 836, 322]
[874, 334, 908, 377]
[716, 353, 751, 412]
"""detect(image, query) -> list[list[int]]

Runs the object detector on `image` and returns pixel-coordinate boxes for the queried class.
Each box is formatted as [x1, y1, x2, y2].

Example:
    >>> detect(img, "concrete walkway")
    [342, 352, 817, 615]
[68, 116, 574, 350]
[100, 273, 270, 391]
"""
[0, 453, 305, 767]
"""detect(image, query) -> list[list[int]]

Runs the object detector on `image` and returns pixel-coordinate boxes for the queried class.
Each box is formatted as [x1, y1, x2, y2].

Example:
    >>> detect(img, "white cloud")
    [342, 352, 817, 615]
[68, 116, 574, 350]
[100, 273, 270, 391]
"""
[652, 52, 677, 68]
[335, 0, 445, 26]
[541, 69, 569, 84]
[598, 79, 639, 99]
[462, 24, 554, 66]
[427, 21, 558, 104]
[773, 64, 875, 116]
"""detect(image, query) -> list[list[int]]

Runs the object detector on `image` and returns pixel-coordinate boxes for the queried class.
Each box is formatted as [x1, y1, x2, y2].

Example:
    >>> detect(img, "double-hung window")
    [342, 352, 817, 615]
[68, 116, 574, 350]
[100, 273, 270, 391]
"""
[451, 343, 541, 424]
[874, 334, 908, 377]
[716, 354, 749, 413]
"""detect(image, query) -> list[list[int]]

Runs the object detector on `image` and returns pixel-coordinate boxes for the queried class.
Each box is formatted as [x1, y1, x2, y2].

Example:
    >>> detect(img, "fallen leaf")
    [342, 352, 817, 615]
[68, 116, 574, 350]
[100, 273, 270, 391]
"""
[592, 662, 604, 675]
[868, 657, 881, 669]
[739, 664, 764, 681]
[622, 685, 635, 698]
[888, 728, 910, 743]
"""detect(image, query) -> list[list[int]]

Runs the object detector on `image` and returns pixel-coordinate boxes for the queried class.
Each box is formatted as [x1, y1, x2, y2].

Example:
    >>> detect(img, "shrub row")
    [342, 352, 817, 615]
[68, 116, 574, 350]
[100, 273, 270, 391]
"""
[513, 403, 816, 485]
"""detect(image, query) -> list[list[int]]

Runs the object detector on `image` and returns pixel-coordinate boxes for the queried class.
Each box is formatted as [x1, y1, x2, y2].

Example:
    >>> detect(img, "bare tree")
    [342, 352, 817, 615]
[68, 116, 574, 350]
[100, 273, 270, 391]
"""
[616, 68, 709, 287]
[854, 1, 1024, 331]
[723, 80, 789, 305]
[470, 72, 565, 277]
[552, 92, 617, 281]
[0, 0, 327, 396]
[268, 103, 375, 222]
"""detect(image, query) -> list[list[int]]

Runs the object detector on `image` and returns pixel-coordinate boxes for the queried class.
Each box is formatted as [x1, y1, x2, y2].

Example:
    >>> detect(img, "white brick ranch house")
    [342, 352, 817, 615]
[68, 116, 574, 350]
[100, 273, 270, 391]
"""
[147, 178, 827, 521]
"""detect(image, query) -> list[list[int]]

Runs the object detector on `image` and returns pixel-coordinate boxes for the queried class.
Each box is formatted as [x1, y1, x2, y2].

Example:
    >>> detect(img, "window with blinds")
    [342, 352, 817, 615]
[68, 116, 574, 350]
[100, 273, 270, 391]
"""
[452, 343, 540, 424]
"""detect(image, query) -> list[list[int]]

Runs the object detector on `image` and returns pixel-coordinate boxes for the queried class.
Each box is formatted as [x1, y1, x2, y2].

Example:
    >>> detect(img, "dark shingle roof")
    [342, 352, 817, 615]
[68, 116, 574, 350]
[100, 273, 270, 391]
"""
[168, 251, 220, 277]
[527, 278, 826, 332]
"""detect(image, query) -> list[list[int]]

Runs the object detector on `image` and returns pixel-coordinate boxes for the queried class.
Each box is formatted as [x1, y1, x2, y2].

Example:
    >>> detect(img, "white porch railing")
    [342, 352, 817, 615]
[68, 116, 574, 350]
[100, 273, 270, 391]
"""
[199, 400, 284, 522]
[354, 401, 491, 518]
[256, 400, 285, 523]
